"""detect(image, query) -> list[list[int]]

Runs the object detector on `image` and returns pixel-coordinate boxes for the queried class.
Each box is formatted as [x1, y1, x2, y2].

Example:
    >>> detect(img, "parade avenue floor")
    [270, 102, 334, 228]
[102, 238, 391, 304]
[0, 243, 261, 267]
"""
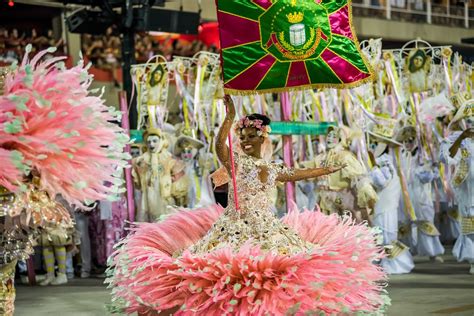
[15, 254, 474, 316]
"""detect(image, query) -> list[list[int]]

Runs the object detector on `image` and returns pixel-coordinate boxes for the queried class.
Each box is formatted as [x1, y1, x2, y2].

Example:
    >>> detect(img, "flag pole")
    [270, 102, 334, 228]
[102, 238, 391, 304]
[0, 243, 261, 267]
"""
[226, 102, 240, 211]
[119, 91, 136, 222]
[280, 92, 296, 210]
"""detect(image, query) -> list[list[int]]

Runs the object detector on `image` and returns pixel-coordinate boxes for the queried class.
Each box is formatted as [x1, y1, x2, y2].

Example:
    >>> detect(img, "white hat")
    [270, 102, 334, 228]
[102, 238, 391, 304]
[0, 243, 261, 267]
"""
[367, 117, 401, 145]
[450, 99, 474, 128]
[174, 134, 205, 156]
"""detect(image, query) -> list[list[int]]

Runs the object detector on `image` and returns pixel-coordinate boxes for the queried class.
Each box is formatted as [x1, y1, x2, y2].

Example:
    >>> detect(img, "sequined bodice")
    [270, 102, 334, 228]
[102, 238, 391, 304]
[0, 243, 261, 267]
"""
[190, 153, 310, 255]
[226, 154, 283, 218]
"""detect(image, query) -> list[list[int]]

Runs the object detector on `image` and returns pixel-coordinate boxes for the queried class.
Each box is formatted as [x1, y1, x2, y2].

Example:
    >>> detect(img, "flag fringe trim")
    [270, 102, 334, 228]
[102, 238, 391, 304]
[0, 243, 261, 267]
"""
[223, 72, 374, 96]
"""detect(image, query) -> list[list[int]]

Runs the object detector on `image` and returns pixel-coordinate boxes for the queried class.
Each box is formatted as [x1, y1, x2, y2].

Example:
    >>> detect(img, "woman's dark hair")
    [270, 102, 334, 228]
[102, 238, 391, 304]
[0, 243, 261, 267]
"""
[408, 49, 426, 73]
[149, 64, 164, 87]
[245, 113, 271, 126]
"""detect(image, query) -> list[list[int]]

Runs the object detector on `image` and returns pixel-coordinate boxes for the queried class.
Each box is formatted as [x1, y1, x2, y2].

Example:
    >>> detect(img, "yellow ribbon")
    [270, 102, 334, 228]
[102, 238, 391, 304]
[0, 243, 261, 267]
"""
[195, 174, 201, 202]
[183, 98, 190, 130]
[395, 149, 417, 221]
[356, 94, 371, 112]
[309, 90, 324, 120]
[135, 68, 143, 128]
[468, 70, 473, 95]
[212, 141, 219, 171]
[197, 63, 206, 130]
[261, 94, 268, 115]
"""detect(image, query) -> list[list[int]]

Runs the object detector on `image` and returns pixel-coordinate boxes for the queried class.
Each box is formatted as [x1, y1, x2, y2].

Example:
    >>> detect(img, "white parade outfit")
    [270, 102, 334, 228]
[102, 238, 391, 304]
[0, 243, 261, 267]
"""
[371, 153, 415, 274]
[435, 175, 461, 243]
[440, 131, 474, 264]
[399, 149, 445, 258]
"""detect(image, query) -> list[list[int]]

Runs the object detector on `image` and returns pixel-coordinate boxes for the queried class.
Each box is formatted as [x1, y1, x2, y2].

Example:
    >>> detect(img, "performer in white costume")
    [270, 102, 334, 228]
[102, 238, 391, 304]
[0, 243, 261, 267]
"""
[397, 125, 445, 262]
[172, 131, 205, 208]
[435, 170, 461, 244]
[440, 100, 474, 274]
[433, 108, 461, 244]
[310, 126, 378, 223]
[132, 128, 182, 221]
[368, 122, 415, 274]
[196, 151, 217, 207]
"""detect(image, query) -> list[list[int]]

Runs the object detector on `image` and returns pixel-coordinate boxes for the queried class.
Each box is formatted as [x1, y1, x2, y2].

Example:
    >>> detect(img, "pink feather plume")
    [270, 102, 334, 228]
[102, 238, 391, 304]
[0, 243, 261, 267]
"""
[107, 206, 387, 315]
[0, 46, 129, 207]
[0, 148, 24, 191]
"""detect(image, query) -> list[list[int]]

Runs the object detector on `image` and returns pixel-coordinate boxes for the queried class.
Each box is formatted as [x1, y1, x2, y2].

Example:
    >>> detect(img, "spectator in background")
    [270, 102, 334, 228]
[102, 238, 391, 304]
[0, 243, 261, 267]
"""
[80, 30, 220, 75]
[0, 27, 65, 64]
[75, 204, 93, 279]
[39, 195, 76, 286]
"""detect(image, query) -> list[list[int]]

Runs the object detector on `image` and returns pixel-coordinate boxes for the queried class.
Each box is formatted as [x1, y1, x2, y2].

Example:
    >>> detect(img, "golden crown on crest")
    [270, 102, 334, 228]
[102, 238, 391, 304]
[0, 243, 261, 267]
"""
[287, 11, 304, 23]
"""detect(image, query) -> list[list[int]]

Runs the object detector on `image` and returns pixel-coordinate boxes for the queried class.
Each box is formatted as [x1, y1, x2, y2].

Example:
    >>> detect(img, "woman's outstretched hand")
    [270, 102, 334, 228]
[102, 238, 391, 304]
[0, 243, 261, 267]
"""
[276, 164, 347, 183]
[324, 164, 346, 175]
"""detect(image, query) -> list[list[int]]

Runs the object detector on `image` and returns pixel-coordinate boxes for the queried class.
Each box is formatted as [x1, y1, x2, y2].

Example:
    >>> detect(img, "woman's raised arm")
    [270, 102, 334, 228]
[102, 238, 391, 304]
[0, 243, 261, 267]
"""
[215, 95, 236, 171]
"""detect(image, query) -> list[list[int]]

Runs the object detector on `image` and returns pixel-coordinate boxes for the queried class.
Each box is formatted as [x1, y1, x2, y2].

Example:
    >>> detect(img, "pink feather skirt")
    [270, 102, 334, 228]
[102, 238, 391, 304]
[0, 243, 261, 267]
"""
[107, 205, 388, 315]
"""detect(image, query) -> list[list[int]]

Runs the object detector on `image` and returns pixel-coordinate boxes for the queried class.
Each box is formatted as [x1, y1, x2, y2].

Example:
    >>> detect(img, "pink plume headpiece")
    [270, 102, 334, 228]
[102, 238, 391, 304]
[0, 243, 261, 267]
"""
[0, 45, 129, 208]
[234, 117, 271, 138]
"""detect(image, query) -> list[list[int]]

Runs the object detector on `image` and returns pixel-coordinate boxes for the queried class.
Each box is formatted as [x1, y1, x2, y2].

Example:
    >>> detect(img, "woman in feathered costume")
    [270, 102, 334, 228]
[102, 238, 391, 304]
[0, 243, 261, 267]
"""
[0, 46, 129, 205]
[107, 96, 388, 315]
[0, 45, 129, 315]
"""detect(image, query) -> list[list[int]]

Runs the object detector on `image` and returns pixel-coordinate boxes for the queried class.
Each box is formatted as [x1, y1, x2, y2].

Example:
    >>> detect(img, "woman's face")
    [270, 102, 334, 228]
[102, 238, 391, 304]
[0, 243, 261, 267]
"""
[239, 127, 263, 157]
[153, 71, 162, 82]
[326, 130, 339, 149]
[412, 56, 424, 70]
[147, 135, 163, 153]
[130, 147, 141, 158]
[180, 141, 195, 161]
[403, 137, 417, 152]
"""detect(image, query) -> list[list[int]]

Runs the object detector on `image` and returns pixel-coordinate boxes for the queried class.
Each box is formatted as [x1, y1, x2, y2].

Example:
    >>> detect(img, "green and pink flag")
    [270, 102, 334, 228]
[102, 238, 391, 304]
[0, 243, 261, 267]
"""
[216, 0, 372, 94]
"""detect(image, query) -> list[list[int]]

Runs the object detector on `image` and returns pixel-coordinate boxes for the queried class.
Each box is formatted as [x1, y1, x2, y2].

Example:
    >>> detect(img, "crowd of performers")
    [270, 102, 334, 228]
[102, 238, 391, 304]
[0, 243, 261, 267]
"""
[124, 38, 473, 271]
[106, 40, 472, 314]
[0, 38, 473, 315]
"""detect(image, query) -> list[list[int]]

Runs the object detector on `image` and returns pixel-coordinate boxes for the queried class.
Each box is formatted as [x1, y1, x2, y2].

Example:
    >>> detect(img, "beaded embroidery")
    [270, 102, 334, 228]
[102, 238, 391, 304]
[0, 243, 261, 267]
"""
[190, 152, 312, 255]
[452, 148, 470, 187]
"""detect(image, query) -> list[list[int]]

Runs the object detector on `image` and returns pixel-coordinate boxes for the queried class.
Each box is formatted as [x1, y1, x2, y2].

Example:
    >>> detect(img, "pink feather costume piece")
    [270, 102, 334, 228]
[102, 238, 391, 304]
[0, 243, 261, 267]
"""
[0, 46, 129, 207]
[0, 148, 23, 191]
[108, 207, 387, 315]
[108, 153, 388, 315]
